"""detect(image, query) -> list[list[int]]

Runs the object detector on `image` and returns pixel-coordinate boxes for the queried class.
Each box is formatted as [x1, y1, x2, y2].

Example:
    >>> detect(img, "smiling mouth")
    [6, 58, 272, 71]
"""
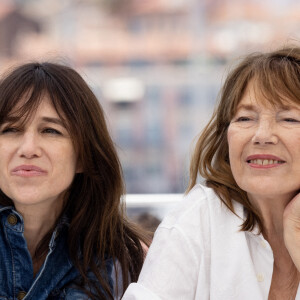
[247, 159, 285, 166]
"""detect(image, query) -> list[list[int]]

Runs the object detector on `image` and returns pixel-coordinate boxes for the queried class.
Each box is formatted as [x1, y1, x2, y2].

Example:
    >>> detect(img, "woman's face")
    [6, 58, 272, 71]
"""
[0, 94, 80, 211]
[227, 82, 300, 200]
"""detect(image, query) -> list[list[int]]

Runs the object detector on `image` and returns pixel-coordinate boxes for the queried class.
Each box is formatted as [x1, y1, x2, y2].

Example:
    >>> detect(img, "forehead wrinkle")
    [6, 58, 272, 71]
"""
[236, 98, 300, 116]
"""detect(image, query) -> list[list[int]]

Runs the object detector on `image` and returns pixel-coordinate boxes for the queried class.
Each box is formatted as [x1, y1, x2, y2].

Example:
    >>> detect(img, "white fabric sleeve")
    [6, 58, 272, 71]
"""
[122, 225, 201, 300]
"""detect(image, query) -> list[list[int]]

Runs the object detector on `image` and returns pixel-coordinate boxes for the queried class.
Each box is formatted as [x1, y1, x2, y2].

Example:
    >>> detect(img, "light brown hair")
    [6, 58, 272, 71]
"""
[188, 46, 300, 233]
[0, 62, 150, 299]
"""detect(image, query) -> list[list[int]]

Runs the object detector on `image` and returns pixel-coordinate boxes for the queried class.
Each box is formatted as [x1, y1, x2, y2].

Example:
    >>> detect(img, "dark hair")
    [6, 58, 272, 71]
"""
[0, 62, 150, 299]
[188, 46, 300, 233]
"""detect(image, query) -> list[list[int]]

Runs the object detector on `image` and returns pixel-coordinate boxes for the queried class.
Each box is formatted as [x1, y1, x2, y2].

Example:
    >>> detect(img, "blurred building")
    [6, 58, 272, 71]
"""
[0, 0, 299, 193]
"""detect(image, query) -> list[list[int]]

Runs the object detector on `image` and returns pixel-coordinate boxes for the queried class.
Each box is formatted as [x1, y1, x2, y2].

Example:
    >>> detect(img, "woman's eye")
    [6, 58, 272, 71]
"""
[283, 118, 299, 123]
[1, 127, 19, 134]
[236, 116, 251, 122]
[42, 128, 62, 135]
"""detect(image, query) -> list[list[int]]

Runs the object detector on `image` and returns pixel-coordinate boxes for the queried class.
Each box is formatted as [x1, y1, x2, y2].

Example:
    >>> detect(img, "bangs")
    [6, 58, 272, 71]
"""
[253, 56, 300, 107]
[228, 52, 300, 119]
[1, 88, 44, 127]
[0, 65, 69, 131]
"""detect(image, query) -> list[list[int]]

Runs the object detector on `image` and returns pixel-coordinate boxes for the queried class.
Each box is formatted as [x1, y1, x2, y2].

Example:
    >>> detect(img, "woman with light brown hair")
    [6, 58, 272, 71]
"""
[123, 46, 300, 299]
[0, 62, 149, 299]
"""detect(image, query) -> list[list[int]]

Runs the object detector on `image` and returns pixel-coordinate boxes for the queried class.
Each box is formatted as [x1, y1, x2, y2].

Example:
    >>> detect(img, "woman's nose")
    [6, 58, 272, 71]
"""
[16, 132, 42, 158]
[251, 119, 278, 145]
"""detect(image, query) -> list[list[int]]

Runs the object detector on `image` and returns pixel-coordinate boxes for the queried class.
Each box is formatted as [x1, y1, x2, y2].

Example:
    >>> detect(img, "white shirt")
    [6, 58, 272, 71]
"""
[123, 184, 300, 300]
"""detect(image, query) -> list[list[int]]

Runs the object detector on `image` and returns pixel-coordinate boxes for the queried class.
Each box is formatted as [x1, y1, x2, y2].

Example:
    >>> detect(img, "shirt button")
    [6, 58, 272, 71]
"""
[256, 273, 264, 282]
[7, 214, 17, 225]
[17, 291, 27, 300]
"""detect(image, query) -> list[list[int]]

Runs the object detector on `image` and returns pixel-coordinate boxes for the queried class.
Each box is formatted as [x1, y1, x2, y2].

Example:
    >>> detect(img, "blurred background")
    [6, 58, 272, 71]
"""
[0, 0, 299, 229]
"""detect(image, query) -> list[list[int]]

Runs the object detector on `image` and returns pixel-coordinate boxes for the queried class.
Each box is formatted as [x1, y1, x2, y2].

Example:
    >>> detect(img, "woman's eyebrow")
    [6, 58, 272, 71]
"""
[41, 117, 65, 127]
[278, 104, 300, 112]
[2, 116, 19, 124]
[1, 116, 66, 128]
[236, 104, 257, 112]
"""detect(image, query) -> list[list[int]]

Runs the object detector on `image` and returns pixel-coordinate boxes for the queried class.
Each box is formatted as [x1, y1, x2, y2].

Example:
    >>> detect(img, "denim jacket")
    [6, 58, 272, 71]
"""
[0, 206, 114, 300]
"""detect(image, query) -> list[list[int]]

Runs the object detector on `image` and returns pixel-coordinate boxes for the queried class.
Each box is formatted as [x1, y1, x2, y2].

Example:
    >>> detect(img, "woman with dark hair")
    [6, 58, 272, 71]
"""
[0, 62, 149, 299]
[123, 46, 300, 299]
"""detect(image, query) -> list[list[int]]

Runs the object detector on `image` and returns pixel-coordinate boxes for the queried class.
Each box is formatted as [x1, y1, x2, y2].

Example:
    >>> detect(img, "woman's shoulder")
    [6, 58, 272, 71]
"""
[158, 183, 243, 238]
[159, 184, 225, 226]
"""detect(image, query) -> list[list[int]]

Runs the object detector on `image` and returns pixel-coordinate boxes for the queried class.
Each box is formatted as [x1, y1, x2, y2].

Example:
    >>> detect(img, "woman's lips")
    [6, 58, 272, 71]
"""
[11, 165, 47, 177]
[246, 154, 286, 168]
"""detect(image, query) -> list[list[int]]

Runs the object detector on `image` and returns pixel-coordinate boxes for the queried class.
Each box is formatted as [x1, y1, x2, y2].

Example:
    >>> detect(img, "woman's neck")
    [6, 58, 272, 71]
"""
[248, 193, 299, 273]
[15, 201, 62, 258]
[248, 193, 293, 238]
[248, 193, 300, 298]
